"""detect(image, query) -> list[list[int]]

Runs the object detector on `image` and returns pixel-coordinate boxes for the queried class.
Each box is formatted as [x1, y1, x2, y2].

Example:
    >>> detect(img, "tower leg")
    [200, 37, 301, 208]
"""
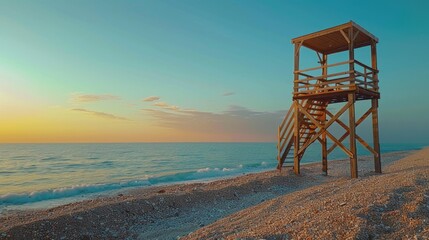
[322, 111, 328, 175]
[348, 94, 358, 178]
[293, 101, 300, 175]
[372, 99, 382, 173]
[321, 54, 328, 176]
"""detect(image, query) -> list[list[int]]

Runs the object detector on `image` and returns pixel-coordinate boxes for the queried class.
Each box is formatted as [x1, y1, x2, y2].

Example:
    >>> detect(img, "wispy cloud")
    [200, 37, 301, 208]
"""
[153, 102, 168, 107]
[222, 92, 235, 96]
[143, 96, 160, 102]
[72, 94, 121, 103]
[142, 105, 285, 141]
[153, 102, 179, 111]
[72, 108, 129, 121]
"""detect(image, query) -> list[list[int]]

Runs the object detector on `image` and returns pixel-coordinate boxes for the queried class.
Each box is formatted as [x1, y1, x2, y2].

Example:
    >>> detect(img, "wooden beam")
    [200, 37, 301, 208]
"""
[295, 41, 303, 56]
[340, 29, 350, 44]
[351, 21, 379, 43]
[326, 107, 376, 156]
[293, 101, 300, 175]
[371, 40, 379, 91]
[296, 105, 354, 158]
[353, 30, 360, 42]
[372, 99, 381, 173]
[356, 108, 372, 126]
[294, 42, 301, 93]
[292, 21, 353, 44]
[295, 71, 352, 83]
[278, 140, 294, 170]
[321, 54, 328, 175]
[295, 60, 351, 74]
[356, 135, 377, 155]
[355, 60, 378, 73]
[325, 131, 353, 157]
[279, 105, 294, 131]
[348, 93, 358, 178]
[298, 101, 351, 155]
[349, 27, 355, 86]
[321, 115, 328, 174]
[327, 131, 349, 154]
[297, 104, 322, 129]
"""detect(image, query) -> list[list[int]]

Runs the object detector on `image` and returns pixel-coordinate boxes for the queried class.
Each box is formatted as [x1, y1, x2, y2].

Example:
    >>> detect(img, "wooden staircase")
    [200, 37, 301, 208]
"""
[277, 99, 328, 169]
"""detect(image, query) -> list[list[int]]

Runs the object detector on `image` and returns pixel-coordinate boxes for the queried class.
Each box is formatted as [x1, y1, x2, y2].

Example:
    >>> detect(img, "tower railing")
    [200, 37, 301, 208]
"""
[293, 60, 379, 98]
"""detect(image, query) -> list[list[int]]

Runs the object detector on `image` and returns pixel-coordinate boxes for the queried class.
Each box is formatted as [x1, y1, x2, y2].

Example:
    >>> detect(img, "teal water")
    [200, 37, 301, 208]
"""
[0, 142, 424, 212]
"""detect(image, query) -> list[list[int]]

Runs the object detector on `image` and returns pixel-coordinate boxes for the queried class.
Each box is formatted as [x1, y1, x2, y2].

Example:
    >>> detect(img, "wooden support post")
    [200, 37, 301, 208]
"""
[321, 111, 328, 175]
[321, 54, 328, 175]
[293, 41, 301, 175]
[322, 54, 328, 77]
[372, 99, 381, 173]
[348, 93, 358, 178]
[371, 39, 381, 173]
[293, 101, 300, 175]
[371, 40, 379, 91]
[294, 42, 301, 94]
[348, 27, 355, 87]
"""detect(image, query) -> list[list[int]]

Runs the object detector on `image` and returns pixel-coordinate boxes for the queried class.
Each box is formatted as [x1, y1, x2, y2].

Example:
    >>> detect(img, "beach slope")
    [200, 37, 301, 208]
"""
[186, 147, 429, 239]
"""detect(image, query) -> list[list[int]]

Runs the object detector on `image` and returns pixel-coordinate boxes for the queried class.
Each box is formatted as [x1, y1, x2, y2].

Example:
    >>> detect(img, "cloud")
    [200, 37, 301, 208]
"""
[142, 105, 285, 141]
[165, 106, 179, 111]
[143, 96, 160, 102]
[72, 108, 129, 121]
[222, 92, 235, 96]
[153, 102, 179, 111]
[153, 102, 168, 107]
[72, 94, 121, 103]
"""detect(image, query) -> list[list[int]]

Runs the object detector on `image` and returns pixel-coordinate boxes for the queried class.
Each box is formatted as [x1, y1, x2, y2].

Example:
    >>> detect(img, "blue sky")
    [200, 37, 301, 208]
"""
[0, 0, 428, 143]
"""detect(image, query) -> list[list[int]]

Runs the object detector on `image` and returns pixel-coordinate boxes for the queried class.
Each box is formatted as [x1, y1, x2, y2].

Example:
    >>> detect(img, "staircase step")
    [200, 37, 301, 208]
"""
[310, 102, 326, 105]
[277, 100, 329, 169]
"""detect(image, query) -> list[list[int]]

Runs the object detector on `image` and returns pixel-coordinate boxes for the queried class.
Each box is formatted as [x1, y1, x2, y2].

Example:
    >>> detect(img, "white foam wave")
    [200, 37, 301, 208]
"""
[0, 180, 150, 205]
[1, 161, 274, 206]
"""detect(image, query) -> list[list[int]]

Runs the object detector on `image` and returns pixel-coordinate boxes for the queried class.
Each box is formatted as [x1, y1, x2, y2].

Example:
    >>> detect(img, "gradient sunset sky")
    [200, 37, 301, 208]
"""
[1, 0, 428, 143]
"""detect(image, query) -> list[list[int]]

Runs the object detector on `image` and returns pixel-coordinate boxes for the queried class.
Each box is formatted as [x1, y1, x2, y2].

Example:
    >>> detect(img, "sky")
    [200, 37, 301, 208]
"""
[0, 0, 428, 143]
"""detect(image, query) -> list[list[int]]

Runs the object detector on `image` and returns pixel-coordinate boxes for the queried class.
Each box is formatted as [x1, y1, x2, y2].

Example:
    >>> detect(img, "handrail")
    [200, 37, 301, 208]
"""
[298, 72, 314, 78]
[293, 60, 379, 95]
[297, 84, 354, 95]
[354, 60, 378, 73]
[277, 104, 294, 157]
[279, 104, 293, 131]
[278, 94, 330, 167]
[295, 71, 352, 83]
[297, 77, 353, 89]
[294, 60, 352, 74]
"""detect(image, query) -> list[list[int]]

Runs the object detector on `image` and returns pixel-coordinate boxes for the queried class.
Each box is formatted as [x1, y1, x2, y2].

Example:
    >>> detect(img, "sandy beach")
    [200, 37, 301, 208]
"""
[0, 148, 427, 239]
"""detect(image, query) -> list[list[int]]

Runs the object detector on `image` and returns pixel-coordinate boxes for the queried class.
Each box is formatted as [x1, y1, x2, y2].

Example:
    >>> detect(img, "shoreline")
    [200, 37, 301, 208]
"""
[0, 149, 422, 239]
[1, 148, 416, 215]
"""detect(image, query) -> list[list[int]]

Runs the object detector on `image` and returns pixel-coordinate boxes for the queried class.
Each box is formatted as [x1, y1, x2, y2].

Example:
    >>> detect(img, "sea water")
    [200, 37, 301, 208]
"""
[0, 142, 424, 213]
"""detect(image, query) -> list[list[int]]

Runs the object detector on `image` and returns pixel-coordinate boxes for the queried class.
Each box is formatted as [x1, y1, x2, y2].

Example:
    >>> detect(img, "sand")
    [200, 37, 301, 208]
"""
[0, 149, 426, 239]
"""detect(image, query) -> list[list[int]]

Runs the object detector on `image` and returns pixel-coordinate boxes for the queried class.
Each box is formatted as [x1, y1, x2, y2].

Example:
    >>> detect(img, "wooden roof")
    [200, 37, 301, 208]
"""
[292, 21, 378, 55]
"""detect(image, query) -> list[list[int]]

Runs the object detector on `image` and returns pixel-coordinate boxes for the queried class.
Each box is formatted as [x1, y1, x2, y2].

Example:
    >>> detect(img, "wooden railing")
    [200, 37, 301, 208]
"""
[354, 60, 379, 91]
[277, 104, 294, 163]
[293, 60, 378, 97]
[277, 99, 328, 168]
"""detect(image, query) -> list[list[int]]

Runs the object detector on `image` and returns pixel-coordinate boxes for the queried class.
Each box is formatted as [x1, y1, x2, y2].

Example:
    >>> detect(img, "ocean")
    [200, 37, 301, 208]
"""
[0, 142, 424, 213]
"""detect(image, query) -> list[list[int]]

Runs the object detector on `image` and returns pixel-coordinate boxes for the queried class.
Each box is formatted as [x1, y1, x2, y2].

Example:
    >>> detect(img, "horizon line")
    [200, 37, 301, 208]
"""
[0, 141, 278, 144]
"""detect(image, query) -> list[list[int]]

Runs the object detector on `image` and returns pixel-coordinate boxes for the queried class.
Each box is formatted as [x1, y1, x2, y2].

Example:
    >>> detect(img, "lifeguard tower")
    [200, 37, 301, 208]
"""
[277, 21, 381, 178]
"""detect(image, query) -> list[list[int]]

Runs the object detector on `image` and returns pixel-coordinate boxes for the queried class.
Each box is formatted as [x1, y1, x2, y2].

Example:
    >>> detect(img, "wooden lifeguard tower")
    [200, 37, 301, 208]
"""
[277, 21, 381, 178]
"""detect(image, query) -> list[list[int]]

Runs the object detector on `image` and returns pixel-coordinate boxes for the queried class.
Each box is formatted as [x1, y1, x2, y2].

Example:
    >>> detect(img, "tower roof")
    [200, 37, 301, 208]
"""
[291, 21, 378, 55]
